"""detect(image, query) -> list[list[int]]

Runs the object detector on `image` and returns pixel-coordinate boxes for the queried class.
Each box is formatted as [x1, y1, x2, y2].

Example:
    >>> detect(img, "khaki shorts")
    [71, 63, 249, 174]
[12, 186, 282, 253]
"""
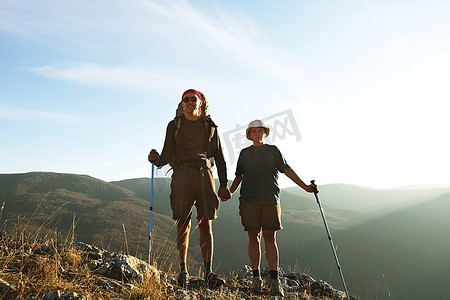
[239, 201, 283, 231]
[170, 166, 219, 220]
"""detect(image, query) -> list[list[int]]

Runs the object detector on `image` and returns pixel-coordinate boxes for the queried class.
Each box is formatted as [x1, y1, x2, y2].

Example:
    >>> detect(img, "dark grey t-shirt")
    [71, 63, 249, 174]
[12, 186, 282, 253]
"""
[179, 118, 208, 164]
[235, 144, 289, 204]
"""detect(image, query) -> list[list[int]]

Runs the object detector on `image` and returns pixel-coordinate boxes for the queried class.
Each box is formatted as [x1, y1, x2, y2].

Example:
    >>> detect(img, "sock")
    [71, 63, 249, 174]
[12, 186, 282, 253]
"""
[269, 269, 278, 280]
[180, 263, 187, 273]
[252, 269, 261, 278]
[204, 261, 212, 274]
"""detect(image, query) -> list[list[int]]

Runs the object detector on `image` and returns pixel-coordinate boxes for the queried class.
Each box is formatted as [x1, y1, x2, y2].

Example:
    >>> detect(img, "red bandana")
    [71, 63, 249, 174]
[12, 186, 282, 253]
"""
[182, 89, 202, 101]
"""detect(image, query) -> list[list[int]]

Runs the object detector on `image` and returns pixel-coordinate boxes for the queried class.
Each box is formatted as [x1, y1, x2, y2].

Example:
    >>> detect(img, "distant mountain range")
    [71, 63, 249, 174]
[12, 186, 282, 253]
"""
[1, 172, 449, 300]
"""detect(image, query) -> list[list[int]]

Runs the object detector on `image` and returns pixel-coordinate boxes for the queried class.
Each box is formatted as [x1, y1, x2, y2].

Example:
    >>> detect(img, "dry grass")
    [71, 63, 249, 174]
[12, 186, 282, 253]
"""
[0, 197, 222, 299]
[0, 225, 175, 299]
[0, 197, 330, 300]
[0, 197, 166, 299]
[0, 227, 324, 300]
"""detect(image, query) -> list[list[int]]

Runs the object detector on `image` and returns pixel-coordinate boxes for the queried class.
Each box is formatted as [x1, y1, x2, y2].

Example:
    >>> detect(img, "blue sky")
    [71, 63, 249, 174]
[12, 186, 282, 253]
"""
[1, 0, 449, 188]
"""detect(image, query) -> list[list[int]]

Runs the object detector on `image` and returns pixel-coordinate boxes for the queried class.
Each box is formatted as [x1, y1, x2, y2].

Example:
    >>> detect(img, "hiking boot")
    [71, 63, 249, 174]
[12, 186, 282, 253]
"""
[177, 271, 189, 287]
[251, 276, 264, 293]
[269, 278, 285, 297]
[204, 272, 225, 288]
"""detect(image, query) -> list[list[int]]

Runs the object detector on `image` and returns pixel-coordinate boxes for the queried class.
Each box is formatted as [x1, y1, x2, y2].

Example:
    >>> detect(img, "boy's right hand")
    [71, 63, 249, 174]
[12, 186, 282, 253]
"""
[309, 180, 318, 193]
[305, 184, 317, 193]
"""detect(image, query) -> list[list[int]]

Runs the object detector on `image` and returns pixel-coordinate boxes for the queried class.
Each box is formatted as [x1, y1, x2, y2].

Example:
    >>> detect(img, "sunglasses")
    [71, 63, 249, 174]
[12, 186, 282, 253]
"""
[182, 97, 199, 103]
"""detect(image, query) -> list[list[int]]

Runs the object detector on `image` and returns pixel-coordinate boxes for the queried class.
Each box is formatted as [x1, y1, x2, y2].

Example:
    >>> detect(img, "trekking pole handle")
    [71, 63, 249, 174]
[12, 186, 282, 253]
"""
[310, 180, 319, 194]
[149, 149, 158, 163]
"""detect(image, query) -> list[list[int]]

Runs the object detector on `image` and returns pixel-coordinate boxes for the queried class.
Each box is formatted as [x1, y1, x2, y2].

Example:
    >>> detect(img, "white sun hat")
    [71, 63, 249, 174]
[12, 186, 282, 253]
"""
[246, 119, 270, 140]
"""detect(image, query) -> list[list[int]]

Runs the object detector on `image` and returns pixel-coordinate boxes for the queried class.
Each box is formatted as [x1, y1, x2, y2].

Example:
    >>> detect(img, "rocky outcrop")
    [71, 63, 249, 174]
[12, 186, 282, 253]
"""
[234, 265, 356, 300]
[0, 232, 357, 299]
[74, 242, 159, 284]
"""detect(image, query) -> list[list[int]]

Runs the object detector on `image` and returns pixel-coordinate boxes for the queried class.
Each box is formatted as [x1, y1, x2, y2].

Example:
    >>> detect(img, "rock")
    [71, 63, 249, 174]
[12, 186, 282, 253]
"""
[60, 292, 89, 300]
[95, 258, 142, 283]
[43, 290, 62, 300]
[97, 279, 126, 292]
[174, 288, 198, 300]
[309, 279, 349, 300]
[95, 253, 159, 284]
[0, 278, 18, 298]
[44, 290, 89, 300]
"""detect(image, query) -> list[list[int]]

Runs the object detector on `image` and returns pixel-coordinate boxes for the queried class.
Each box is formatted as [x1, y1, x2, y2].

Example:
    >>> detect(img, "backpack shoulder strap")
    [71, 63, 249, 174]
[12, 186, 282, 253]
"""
[204, 115, 215, 142]
[174, 115, 182, 140]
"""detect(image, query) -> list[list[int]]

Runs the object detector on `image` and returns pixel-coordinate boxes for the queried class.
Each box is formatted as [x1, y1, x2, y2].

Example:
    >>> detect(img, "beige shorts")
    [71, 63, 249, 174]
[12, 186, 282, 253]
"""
[170, 166, 219, 220]
[239, 201, 283, 231]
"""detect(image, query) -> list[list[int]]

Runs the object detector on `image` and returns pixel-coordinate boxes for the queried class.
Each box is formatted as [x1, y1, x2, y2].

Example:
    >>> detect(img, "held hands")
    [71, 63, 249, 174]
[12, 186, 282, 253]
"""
[218, 187, 231, 202]
[148, 149, 160, 164]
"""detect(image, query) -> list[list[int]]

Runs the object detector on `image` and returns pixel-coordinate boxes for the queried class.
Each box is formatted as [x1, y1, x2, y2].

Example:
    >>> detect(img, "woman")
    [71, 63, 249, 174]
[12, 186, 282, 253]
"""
[229, 119, 316, 296]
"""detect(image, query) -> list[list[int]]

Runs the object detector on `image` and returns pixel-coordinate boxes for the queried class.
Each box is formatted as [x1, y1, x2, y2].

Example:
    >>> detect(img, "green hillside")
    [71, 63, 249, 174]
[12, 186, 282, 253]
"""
[276, 185, 450, 300]
[288, 183, 450, 215]
[0, 172, 182, 271]
[120, 177, 450, 300]
[1, 172, 449, 299]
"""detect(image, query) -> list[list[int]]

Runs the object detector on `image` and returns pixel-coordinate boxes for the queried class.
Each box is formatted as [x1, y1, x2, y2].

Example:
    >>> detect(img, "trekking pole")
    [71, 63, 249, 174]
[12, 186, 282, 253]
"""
[148, 157, 155, 265]
[311, 180, 350, 299]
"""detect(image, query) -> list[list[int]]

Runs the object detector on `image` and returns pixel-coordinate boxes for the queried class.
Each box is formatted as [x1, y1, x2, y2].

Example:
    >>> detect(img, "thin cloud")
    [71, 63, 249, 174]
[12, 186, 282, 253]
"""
[173, 1, 305, 87]
[0, 106, 82, 122]
[1, 0, 305, 93]
[30, 63, 203, 92]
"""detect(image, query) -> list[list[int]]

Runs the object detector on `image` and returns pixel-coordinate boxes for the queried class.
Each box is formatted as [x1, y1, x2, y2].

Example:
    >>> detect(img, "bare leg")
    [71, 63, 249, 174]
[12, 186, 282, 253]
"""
[262, 230, 279, 271]
[176, 218, 191, 266]
[198, 219, 213, 264]
[198, 219, 225, 287]
[247, 230, 262, 271]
